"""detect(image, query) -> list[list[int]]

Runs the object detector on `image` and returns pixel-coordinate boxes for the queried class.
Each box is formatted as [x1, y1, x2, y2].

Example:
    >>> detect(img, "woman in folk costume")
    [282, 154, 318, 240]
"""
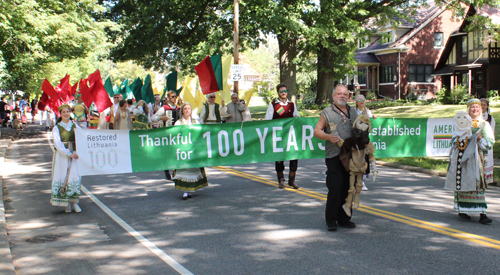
[132, 100, 151, 130]
[444, 99, 495, 224]
[480, 98, 495, 184]
[114, 100, 133, 130]
[50, 104, 82, 213]
[173, 102, 208, 200]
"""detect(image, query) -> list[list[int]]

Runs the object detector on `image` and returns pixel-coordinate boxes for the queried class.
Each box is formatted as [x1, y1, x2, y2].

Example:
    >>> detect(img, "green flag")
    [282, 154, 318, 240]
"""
[130, 77, 143, 101]
[104, 77, 114, 97]
[210, 54, 223, 91]
[141, 75, 154, 104]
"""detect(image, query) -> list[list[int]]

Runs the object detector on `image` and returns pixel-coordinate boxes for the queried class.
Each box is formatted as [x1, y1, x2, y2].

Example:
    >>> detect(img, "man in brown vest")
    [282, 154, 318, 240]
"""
[265, 83, 300, 189]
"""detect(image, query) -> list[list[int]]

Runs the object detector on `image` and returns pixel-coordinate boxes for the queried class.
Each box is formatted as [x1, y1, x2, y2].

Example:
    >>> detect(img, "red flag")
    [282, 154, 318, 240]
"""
[195, 56, 219, 95]
[79, 79, 94, 108]
[88, 70, 112, 112]
[37, 93, 49, 111]
[41, 79, 64, 116]
[55, 74, 72, 102]
[70, 81, 78, 100]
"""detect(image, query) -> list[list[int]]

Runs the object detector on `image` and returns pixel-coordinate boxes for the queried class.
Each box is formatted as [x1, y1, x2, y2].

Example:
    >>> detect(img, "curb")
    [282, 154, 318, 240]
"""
[377, 160, 448, 178]
[0, 136, 15, 274]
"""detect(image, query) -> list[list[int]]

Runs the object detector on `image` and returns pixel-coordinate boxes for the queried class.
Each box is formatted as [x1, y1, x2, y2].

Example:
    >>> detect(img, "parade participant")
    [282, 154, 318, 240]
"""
[114, 100, 133, 130]
[46, 107, 55, 130]
[240, 99, 252, 122]
[177, 97, 183, 107]
[173, 102, 208, 200]
[0, 96, 8, 127]
[132, 100, 150, 130]
[480, 98, 495, 184]
[265, 84, 300, 189]
[313, 84, 358, 231]
[444, 100, 495, 224]
[226, 93, 247, 123]
[337, 114, 377, 217]
[50, 104, 82, 213]
[354, 94, 376, 191]
[152, 91, 180, 179]
[108, 93, 121, 129]
[30, 97, 38, 123]
[73, 94, 89, 129]
[153, 90, 180, 127]
[200, 93, 226, 124]
[88, 103, 100, 129]
[152, 94, 162, 114]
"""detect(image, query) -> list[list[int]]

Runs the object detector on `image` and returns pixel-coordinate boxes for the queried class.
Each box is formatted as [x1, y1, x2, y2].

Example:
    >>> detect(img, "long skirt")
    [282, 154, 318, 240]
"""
[173, 168, 208, 192]
[484, 149, 494, 184]
[50, 151, 81, 206]
[454, 191, 487, 214]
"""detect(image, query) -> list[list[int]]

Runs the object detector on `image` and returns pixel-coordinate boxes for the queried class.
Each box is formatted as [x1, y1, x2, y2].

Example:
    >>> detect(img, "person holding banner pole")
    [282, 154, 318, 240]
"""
[265, 84, 300, 189]
[480, 98, 495, 185]
[173, 102, 208, 200]
[314, 84, 358, 231]
[50, 104, 82, 213]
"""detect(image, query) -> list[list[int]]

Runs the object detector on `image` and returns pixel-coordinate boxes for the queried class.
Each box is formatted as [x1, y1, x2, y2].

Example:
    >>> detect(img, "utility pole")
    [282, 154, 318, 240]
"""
[233, 0, 239, 95]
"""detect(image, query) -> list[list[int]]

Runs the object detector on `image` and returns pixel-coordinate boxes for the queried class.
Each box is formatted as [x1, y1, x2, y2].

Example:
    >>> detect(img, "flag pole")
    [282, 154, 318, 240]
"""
[233, 0, 239, 96]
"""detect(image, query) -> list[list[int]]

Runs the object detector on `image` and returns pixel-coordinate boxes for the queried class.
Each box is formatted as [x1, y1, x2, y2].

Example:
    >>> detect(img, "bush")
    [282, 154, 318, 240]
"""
[487, 90, 500, 102]
[366, 90, 376, 100]
[258, 88, 275, 105]
[450, 84, 471, 104]
[435, 87, 451, 104]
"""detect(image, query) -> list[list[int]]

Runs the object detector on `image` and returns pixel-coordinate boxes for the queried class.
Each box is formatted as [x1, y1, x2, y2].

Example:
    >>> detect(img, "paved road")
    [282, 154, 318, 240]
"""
[3, 124, 500, 274]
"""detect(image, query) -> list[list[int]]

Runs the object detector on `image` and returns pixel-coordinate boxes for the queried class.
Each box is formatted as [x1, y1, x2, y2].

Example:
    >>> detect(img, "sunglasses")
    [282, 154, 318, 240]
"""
[113, 97, 119, 99]
[209, 96, 216, 98]
[170, 96, 177, 98]
[279, 90, 287, 94]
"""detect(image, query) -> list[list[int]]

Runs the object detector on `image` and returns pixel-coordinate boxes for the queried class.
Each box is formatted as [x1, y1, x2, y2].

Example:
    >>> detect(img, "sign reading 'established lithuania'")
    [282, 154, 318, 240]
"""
[75, 117, 454, 176]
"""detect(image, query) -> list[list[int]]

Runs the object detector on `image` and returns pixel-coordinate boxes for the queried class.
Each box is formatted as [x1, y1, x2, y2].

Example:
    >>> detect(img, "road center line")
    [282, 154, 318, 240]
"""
[46, 133, 193, 275]
[215, 166, 500, 250]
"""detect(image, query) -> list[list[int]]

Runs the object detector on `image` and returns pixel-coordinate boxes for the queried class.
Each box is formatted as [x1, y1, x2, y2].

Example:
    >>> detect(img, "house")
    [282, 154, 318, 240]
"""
[352, 3, 464, 100]
[433, 5, 500, 98]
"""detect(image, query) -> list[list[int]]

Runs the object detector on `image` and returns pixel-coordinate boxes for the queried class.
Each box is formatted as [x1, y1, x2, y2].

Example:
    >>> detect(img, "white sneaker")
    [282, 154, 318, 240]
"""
[72, 203, 82, 213]
[65, 204, 72, 213]
[362, 181, 368, 191]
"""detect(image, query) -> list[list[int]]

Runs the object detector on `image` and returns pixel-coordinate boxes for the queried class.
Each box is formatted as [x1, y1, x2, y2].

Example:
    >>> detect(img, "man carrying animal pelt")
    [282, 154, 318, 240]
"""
[338, 114, 378, 217]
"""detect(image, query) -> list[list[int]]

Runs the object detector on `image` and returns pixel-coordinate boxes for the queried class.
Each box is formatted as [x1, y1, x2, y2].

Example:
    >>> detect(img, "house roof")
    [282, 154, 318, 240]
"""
[355, 52, 380, 64]
[476, 5, 500, 25]
[431, 65, 453, 76]
[358, 3, 444, 55]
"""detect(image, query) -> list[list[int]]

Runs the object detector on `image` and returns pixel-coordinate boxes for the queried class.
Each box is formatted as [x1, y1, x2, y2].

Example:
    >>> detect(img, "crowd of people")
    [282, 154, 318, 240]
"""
[14, 83, 494, 231]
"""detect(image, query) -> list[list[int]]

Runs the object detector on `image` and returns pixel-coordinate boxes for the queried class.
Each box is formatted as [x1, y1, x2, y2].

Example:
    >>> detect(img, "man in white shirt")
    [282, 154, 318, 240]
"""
[265, 83, 300, 189]
[199, 93, 227, 124]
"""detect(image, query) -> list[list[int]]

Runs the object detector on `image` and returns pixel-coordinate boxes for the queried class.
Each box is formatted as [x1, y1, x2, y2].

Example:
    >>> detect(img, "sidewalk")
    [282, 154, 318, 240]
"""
[0, 126, 16, 274]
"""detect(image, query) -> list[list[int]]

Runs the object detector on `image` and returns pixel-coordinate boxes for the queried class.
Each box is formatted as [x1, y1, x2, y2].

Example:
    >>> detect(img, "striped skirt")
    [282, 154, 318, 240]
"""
[454, 191, 487, 214]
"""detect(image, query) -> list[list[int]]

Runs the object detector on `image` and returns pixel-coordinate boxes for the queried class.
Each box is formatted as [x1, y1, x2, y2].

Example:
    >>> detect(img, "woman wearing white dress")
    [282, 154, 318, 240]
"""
[50, 104, 82, 213]
[173, 102, 208, 200]
[480, 98, 495, 184]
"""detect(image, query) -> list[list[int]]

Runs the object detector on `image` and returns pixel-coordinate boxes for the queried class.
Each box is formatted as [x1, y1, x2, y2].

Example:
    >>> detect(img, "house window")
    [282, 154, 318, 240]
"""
[461, 36, 467, 57]
[380, 31, 392, 44]
[409, 65, 434, 83]
[380, 65, 395, 83]
[434, 32, 444, 47]
[473, 30, 483, 49]
[462, 73, 469, 88]
[358, 68, 366, 84]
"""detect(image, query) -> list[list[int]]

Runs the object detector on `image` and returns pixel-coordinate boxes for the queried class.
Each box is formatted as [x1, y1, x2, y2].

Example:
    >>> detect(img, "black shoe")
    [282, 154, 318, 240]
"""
[479, 214, 492, 224]
[338, 221, 356, 228]
[458, 213, 471, 220]
[327, 224, 337, 231]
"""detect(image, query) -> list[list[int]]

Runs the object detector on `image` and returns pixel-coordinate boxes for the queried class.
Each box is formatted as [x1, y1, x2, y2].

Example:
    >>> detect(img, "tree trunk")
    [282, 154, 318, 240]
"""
[315, 44, 336, 105]
[277, 34, 298, 104]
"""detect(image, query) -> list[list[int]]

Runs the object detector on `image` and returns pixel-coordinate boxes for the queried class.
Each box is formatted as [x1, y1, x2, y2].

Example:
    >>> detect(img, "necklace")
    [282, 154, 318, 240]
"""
[457, 137, 468, 150]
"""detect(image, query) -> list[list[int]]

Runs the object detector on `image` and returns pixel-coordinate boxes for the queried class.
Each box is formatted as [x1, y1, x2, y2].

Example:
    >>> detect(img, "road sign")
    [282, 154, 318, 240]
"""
[230, 65, 244, 81]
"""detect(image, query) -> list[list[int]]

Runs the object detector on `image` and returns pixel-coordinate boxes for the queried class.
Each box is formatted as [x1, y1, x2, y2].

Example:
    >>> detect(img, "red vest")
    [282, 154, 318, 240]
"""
[272, 100, 295, 119]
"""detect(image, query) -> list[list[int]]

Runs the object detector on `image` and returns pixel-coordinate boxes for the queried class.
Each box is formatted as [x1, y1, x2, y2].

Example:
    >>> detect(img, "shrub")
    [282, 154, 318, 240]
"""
[258, 88, 275, 105]
[450, 84, 471, 104]
[366, 90, 376, 100]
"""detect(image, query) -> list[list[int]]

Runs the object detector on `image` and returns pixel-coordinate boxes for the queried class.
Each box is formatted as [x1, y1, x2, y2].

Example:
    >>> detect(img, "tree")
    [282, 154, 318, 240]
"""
[0, 0, 116, 94]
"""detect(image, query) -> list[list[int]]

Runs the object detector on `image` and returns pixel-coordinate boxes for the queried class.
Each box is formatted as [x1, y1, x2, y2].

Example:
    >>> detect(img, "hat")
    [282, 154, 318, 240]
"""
[466, 98, 481, 109]
[355, 94, 366, 102]
[58, 104, 71, 111]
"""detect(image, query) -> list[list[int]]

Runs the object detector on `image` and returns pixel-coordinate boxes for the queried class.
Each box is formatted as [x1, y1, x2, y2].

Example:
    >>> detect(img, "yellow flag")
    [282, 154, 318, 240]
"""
[240, 88, 254, 107]
[221, 54, 233, 103]
[180, 76, 196, 108]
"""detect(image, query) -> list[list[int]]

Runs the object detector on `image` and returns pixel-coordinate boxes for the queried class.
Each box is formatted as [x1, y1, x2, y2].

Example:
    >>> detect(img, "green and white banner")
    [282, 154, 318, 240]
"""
[75, 117, 455, 176]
